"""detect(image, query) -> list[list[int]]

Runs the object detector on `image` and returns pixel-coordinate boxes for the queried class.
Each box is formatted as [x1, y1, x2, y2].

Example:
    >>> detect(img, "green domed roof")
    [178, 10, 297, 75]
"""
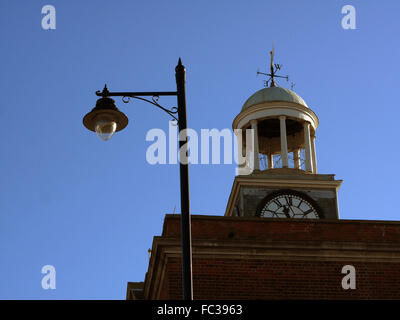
[242, 87, 308, 111]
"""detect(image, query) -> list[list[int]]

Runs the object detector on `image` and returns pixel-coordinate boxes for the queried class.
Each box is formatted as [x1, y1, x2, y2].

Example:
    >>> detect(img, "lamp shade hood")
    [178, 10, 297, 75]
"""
[83, 97, 128, 133]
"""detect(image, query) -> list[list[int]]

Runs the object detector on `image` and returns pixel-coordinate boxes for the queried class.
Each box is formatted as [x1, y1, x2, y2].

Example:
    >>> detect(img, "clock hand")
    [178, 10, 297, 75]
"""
[287, 204, 296, 217]
[284, 196, 296, 217]
[283, 206, 291, 218]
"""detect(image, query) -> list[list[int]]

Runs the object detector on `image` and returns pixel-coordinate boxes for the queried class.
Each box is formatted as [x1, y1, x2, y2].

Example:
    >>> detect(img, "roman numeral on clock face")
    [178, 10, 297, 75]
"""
[273, 200, 282, 208]
[284, 196, 292, 206]
[303, 208, 314, 216]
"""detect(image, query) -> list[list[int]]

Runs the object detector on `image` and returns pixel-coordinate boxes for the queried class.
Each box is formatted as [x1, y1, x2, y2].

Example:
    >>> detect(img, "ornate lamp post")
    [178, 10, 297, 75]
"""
[82, 59, 193, 300]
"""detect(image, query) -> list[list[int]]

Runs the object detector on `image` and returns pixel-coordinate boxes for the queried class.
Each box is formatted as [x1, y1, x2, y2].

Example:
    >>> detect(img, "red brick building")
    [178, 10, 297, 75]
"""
[127, 65, 400, 300]
[127, 215, 400, 299]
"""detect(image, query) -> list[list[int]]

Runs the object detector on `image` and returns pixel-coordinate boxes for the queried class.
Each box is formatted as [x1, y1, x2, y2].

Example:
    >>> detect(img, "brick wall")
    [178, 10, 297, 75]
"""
[162, 215, 400, 243]
[139, 215, 400, 300]
[164, 258, 400, 299]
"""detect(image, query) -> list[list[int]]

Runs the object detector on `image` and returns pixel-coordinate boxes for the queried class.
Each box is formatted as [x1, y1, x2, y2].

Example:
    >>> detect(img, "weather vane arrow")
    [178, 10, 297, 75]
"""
[257, 44, 289, 87]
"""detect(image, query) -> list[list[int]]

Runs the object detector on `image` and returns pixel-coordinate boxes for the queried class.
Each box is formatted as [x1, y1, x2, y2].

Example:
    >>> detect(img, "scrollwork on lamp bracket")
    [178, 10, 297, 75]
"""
[95, 84, 179, 123]
[121, 95, 179, 123]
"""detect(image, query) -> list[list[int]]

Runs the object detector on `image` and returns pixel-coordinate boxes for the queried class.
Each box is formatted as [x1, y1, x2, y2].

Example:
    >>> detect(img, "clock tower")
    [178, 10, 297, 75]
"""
[225, 51, 342, 219]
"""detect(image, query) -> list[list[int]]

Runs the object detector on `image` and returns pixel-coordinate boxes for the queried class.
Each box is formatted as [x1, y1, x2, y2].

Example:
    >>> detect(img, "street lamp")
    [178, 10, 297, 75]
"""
[82, 58, 193, 300]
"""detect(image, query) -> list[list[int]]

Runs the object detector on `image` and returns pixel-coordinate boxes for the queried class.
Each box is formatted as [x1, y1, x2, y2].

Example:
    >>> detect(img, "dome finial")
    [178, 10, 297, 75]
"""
[256, 44, 289, 88]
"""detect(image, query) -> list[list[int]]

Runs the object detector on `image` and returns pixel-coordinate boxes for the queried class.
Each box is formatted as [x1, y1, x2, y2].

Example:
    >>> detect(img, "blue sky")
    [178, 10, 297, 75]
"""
[1, 0, 399, 299]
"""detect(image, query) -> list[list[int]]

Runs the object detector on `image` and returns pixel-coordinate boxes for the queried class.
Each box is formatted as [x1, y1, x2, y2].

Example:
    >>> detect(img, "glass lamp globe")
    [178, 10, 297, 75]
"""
[83, 96, 128, 140]
[95, 119, 117, 141]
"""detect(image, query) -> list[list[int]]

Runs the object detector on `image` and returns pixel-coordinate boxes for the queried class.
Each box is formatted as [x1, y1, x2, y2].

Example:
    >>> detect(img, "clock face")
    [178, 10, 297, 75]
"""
[259, 191, 320, 219]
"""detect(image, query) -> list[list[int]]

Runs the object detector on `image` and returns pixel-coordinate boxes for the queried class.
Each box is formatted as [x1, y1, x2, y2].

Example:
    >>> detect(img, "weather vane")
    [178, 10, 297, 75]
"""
[257, 45, 289, 87]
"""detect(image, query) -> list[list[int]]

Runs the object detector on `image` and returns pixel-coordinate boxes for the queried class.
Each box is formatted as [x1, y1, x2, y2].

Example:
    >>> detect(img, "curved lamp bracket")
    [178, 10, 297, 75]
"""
[121, 95, 178, 123]
[95, 85, 179, 124]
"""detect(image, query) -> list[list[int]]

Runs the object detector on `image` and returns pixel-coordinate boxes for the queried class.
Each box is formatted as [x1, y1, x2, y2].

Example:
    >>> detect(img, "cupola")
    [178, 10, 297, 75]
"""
[234, 85, 318, 174]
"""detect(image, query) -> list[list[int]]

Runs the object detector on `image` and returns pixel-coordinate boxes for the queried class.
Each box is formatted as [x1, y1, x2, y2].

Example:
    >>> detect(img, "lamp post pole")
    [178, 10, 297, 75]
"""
[175, 60, 193, 300]
[82, 58, 193, 300]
